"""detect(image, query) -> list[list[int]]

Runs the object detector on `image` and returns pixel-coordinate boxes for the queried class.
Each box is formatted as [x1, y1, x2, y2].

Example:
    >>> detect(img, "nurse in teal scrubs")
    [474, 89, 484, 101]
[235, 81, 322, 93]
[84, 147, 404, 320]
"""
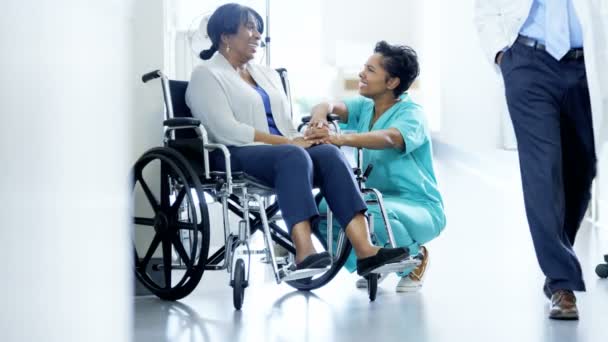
[305, 41, 446, 292]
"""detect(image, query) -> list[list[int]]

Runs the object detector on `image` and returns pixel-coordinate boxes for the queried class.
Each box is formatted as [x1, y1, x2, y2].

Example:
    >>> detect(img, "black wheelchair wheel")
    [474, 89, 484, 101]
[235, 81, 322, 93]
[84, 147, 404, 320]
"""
[232, 258, 246, 310]
[284, 229, 352, 291]
[367, 274, 378, 301]
[132, 147, 210, 301]
[596, 263, 608, 278]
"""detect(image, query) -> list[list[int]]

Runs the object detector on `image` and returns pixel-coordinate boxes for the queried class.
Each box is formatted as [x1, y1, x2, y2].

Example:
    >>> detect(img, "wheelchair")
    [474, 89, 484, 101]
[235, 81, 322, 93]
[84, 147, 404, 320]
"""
[132, 68, 419, 309]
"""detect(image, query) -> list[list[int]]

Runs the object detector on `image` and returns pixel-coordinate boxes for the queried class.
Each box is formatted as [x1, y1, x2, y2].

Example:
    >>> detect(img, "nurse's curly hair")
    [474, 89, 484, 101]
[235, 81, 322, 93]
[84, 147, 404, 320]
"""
[374, 41, 420, 97]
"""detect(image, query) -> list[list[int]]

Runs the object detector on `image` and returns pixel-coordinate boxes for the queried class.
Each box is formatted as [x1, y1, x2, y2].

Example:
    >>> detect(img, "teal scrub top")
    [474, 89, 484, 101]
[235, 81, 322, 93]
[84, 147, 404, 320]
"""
[343, 94, 443, 208]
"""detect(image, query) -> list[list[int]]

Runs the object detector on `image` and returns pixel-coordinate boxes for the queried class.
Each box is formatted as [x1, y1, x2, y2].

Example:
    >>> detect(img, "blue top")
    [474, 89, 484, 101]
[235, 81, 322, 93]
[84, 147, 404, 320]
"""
[343, 94, 443, 208]
[252, 84, 282, 136]
[519, 0, 583, 48]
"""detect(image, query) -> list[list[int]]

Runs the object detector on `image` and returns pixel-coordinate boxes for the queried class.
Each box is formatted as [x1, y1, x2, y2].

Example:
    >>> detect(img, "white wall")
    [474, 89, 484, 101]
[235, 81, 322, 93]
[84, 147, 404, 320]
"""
[320, 0, 423, 67]
[319, 0, 441, 130]
[0, 1, 132, 341]
[132, 0, 166, 160]
[131, 0, 168, 254]
[436, 0, 514, 152]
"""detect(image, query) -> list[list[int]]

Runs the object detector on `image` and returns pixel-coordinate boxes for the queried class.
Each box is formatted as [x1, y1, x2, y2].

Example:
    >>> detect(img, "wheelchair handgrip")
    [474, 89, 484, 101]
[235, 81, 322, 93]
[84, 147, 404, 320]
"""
[328, 114, 340, 121]
[142, 70, 161, 83]
[300, 114, 341, 124]
[362, 164, 374, 179]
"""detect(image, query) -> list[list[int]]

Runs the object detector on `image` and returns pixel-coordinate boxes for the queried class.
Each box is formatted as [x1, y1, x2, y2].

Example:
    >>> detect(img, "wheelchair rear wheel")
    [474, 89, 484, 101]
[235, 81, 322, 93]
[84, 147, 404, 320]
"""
[132, 147, 210, 300]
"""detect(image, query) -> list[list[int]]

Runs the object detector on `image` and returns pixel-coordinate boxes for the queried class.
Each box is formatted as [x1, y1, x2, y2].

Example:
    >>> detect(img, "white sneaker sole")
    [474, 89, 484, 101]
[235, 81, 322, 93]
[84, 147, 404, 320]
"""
[396, 278, 423, 292]
[396, 247, 429, 293]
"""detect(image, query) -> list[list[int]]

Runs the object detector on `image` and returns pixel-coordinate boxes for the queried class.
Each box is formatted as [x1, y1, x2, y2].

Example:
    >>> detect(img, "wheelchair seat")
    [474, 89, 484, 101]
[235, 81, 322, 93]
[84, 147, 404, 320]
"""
[164, 79, 274, 196]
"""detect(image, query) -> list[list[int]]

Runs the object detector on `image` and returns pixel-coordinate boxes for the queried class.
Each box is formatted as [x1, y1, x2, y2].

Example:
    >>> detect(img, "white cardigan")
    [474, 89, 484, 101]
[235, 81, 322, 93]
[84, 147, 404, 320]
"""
[185, 53, 299, 146]
[474, 0, 608, 152]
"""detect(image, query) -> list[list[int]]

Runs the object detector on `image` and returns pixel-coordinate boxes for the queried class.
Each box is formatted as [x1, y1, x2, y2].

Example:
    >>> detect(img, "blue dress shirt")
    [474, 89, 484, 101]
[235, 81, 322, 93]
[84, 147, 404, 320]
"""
[519, 0, 584, 49]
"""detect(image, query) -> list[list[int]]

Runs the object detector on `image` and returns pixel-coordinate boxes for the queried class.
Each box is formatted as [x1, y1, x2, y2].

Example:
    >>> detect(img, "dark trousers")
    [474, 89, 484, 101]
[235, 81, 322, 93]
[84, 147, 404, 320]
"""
[500, 42, 596, 292]
[210, 144, 366, 233]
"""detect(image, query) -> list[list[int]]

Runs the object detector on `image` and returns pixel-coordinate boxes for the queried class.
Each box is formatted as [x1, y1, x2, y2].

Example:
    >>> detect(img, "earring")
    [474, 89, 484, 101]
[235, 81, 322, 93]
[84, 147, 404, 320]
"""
[226, 44, 230, 53]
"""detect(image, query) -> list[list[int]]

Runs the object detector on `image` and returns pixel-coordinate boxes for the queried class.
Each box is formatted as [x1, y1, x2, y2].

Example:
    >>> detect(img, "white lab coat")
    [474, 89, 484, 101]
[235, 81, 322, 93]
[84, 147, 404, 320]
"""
[474, 0, 608, 153]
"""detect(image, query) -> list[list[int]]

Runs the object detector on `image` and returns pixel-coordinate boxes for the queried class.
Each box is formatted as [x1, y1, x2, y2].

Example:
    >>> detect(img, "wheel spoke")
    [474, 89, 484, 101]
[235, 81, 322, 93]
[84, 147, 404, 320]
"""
[160, 163, 171, 211]
[171, 233, 192, 267]
[136, 173, 160, 213]
[175, 222, 197, 231]
[133, 248, 140, 268]
[134, 217, 155, 226]
[161, 236, 173, 288]
[170, 188, 187, 215]
[139, 233, 161, 269]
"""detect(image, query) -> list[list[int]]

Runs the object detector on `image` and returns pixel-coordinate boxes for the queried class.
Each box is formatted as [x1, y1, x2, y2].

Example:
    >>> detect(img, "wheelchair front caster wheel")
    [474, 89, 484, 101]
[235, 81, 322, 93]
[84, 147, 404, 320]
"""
[232, 259, 247, 310]
[367, 274, 378, 301]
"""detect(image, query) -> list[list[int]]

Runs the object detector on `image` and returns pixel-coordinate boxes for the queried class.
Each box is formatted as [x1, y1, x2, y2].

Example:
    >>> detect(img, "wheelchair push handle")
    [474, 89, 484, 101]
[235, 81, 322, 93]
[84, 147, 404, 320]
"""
[298, 114, 341, 133]
[300, 114, 341, 124]
[354, 164, 374, 183]
[362, 164, 374, 180]
[142, 70, 162, 83]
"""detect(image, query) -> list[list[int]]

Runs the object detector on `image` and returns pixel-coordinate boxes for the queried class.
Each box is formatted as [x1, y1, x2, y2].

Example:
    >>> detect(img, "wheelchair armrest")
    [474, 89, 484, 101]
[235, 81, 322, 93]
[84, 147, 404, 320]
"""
[203, 143, 233, 194]
[300, 114, 340, 124]
[163, 118, 201, 127]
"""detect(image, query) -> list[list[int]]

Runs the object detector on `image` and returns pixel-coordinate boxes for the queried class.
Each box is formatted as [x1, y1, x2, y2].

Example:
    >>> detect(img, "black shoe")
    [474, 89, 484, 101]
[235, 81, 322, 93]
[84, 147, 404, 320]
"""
[295, 252, 331, 270]
[356, 247, 409, 277]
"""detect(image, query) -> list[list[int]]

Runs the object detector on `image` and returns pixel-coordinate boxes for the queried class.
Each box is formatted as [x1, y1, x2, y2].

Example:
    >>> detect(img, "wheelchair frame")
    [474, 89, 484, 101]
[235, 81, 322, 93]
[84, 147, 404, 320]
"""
[133, 68, 418, 308]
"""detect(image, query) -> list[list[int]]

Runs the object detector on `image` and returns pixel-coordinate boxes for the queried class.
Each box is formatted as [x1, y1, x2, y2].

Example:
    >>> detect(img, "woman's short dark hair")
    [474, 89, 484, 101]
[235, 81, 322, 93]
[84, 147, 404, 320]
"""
[199, 3, 264, 60]
[374, 41, 420, 97]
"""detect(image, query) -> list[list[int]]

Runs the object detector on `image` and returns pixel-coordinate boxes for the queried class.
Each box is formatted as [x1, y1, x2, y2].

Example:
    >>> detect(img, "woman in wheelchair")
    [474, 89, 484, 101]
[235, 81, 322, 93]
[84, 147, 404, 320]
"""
[185, 4, 409, 274]
[305, 41, 446, 292]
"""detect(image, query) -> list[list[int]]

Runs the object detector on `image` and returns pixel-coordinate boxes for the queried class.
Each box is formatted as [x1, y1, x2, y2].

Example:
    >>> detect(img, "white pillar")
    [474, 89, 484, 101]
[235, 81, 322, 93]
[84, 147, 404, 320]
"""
[0, 1, 133, 342]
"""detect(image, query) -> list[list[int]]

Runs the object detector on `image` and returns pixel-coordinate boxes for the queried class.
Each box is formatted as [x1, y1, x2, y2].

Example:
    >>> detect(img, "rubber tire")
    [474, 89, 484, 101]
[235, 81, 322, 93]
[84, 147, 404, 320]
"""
[132, 147, 210, 301]
[368, 273, 378, 301]
[596, 263, 608, 278]
[233, 259, 246, 310]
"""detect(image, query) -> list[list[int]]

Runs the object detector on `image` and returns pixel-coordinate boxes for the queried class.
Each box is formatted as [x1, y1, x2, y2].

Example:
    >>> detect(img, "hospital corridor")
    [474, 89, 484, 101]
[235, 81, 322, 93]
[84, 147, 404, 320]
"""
[1, 1, 607, 342]
[133, 149, 608, 342]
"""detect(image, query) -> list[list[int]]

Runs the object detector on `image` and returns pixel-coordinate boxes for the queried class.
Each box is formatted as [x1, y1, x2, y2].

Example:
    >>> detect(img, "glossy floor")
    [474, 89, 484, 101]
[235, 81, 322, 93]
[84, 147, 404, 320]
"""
[135, 148, 608, 342]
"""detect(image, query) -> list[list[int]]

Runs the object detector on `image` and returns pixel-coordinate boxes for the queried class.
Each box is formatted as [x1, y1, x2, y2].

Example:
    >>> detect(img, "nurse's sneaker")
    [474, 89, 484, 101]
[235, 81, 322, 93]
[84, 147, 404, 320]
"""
[396, 246, 429, 293]
[355, 273, 388, 288]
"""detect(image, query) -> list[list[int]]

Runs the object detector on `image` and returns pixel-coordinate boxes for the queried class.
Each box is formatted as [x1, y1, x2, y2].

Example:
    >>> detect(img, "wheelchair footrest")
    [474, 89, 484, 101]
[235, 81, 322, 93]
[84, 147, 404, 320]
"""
[370, 258, 421, 274]
[237, 249, 267, 255]
[260, 256, 289, 265]
[280, 267, 329, 281]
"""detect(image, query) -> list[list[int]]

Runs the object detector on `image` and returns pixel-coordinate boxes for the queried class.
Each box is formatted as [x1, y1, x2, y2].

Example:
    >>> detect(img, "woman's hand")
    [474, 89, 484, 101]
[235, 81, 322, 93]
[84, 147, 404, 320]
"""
[309, 103, 332, 127]
[304, 122, 331, 141]
[289, 137, 316, 148]
[319, 134, 345, 147]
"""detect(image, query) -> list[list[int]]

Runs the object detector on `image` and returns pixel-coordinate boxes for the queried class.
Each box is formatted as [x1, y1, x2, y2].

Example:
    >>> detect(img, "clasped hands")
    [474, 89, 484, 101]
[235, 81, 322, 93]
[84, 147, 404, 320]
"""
[290, 119, 342, 148]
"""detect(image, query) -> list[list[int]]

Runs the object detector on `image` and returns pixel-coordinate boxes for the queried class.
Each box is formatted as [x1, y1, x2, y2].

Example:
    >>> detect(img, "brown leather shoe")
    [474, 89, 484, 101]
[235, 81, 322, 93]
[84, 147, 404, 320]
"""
[549, 290, 579, 320]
